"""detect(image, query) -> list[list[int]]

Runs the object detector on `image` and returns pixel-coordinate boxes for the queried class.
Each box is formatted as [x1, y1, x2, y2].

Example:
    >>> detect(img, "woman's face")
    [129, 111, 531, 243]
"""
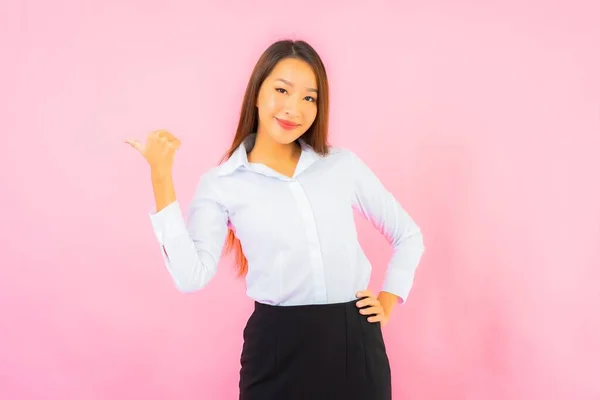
[256, 57, 318, 145]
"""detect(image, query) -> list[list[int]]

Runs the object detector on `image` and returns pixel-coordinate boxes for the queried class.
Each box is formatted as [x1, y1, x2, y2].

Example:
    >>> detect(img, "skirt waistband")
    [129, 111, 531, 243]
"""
[254, 298, 368, 313]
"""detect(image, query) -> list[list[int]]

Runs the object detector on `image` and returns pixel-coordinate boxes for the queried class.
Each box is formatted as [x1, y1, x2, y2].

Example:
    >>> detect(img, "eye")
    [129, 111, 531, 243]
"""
[304, 96, 316, 103]
[275, 88, 287, 94]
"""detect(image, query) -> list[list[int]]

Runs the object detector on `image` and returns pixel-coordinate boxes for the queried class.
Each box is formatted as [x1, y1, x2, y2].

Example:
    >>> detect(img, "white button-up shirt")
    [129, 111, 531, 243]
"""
[149, 134, 425, 306]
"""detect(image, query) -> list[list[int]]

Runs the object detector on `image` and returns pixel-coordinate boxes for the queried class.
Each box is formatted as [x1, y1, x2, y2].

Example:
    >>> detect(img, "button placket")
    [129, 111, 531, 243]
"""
[287, 179, 327, 303]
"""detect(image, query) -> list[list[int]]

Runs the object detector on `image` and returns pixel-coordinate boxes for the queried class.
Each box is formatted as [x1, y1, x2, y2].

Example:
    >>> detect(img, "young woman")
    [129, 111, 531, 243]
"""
[126, 39, 424, 400]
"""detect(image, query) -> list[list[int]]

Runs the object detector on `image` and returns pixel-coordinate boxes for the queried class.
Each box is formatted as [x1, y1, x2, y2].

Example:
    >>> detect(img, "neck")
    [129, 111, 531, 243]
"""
[248, 131, 301, 163]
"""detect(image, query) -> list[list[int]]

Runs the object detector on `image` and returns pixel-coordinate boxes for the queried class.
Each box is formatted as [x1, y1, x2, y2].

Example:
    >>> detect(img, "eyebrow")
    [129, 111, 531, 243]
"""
[275, 78, 318, 93]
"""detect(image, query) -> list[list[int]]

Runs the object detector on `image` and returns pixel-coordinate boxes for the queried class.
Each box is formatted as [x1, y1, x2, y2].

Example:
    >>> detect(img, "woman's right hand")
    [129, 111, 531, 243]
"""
[125, 129, 181, 176]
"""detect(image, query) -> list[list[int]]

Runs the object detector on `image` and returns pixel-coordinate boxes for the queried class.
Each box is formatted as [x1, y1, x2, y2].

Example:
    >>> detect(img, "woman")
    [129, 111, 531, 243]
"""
[126, 39, 424, 400]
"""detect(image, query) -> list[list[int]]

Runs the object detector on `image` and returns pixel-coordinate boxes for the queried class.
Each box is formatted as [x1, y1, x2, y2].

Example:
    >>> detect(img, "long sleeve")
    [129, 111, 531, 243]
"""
[148, 172, 229, 293]
[349, 151, 425, 303]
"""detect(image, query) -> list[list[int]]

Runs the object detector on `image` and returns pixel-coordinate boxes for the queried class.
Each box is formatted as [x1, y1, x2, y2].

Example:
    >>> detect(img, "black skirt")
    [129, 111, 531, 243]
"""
[238, 298, 392, 400]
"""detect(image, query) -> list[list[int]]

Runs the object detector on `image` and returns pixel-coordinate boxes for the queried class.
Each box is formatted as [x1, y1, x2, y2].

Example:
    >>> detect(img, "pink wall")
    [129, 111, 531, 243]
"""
[2, 0, 599, 399]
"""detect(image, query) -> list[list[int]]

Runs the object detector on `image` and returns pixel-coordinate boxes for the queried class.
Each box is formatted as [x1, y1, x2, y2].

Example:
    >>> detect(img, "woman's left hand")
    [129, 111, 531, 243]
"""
[356, 290, 390, 327]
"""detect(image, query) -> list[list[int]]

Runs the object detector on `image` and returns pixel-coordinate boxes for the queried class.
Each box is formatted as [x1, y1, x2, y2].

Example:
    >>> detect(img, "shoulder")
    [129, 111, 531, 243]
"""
[193, 166, 225, 199]
[324, 145, 355, 160]
[324, 145, 362, 167]
[324, 146, 380, 185]
[197, 166, 222, 184]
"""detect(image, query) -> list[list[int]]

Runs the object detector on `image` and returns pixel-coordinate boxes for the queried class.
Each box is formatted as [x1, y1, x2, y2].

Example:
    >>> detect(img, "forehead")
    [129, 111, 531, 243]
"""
[268, 58, 317, 86]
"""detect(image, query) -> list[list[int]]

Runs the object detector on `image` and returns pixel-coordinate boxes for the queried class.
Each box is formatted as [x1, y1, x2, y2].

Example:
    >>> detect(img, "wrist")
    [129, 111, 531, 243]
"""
[378, 291, 398, 318]
[151, 168, 171, 181]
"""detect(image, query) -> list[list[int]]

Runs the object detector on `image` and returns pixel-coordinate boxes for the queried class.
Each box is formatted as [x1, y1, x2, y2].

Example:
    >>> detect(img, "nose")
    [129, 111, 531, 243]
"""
[282, 96, 300, 117]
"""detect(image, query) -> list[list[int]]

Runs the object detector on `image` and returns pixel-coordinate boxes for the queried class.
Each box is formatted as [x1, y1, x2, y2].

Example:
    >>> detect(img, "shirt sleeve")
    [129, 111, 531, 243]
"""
[148, 172, 229, 293]
[349, 150, 425, 303]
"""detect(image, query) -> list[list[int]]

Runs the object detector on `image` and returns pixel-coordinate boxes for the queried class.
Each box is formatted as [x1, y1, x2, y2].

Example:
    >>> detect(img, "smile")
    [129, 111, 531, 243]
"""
[276, 118, 300, 130]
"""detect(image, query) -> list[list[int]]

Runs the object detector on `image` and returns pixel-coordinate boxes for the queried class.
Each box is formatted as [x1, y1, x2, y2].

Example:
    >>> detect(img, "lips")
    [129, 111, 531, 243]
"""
[276, 118, 299, 130]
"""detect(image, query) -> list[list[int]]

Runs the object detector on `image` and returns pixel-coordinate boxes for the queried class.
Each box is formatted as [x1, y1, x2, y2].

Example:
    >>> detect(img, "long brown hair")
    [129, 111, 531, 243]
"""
[221, 39, 331, 277]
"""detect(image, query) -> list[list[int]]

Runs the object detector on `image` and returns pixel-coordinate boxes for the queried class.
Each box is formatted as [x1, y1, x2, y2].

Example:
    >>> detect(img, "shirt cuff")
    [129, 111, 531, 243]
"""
[148, 200, 187, 245]
[381, 268, 415, 304]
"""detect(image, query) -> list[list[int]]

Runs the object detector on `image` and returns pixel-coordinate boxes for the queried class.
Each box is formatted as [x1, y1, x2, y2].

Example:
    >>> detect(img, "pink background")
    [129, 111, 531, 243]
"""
[2, 0, 599, 399]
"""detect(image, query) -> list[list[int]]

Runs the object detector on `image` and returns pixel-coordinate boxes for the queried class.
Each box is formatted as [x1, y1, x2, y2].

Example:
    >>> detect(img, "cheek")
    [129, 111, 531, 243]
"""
[259, 92, 283, 116]
[304, 104, 318, 123]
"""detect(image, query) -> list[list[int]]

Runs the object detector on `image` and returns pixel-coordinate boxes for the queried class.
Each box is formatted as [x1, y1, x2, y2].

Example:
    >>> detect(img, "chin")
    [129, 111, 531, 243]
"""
[270, 125, 306, 144]
[272, 134, 301, 145]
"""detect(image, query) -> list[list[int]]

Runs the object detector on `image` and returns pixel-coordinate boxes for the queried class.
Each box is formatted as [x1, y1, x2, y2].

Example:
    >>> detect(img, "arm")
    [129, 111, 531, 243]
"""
[349, 150, 425, 308]
[151, 169, 177, 213]
[148, 171, 229, 293]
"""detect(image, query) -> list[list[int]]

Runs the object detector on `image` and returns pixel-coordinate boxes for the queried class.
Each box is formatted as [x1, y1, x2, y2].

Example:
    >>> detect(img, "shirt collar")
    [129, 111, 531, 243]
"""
[216, 134, 254, 176]
[217, 133, 323, 177]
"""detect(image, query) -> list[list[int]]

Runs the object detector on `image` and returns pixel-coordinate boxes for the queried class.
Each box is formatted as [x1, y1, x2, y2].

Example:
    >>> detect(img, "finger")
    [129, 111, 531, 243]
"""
[357, 297, 380, 308]
[149, 129, 167, 139]
[125, 139, 143, 153]
[356, 290, 375, 306]
[367, 314, 385, 323]
[156, 129, 176, 140]
[359, 306, 383, 316]
[167, 139, 181, 150]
